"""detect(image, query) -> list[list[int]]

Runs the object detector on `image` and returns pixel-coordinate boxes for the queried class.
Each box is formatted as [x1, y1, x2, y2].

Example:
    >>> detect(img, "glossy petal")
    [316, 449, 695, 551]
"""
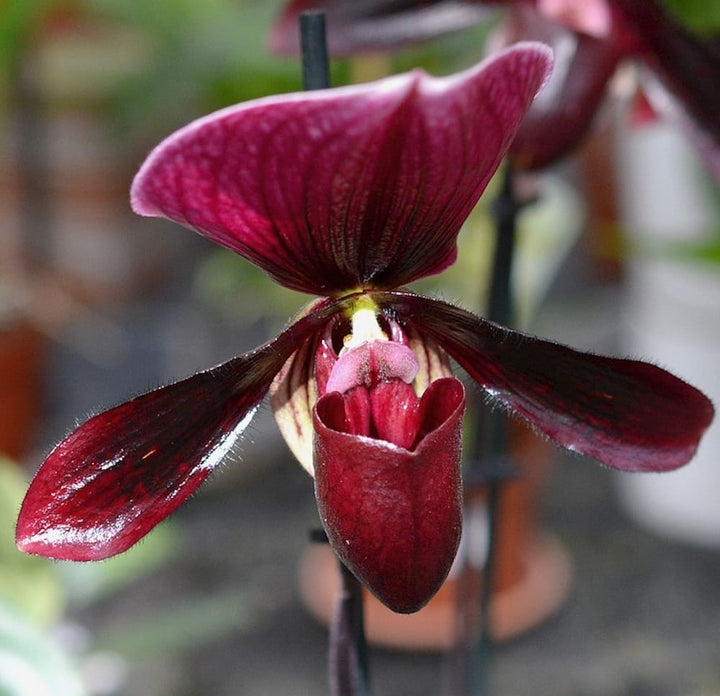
[269, 0, 492, 55]
[16, 297, 347, 561]
[131, 44, 552, 294]
[369, 380, 423, 449]
[375, 291, 714, 471]
[314, 377, 465, 613]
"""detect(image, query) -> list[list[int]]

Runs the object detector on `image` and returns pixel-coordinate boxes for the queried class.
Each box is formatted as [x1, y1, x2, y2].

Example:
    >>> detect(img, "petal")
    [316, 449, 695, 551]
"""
[504, 5, 624, 169]
[269, 328, 321, 475]
[375, 291, 714, 472]
[269, 0, 493, 55]
[131, 44, 552, 295]
[16, 297, 347, 561]
[314, 377, 465, 613]
[269, 299, 333, 475]
[538, 0, 612, 38]
[341, 386, 373, 438]
[609, 0, 720, 156]
[270, 309, 453, 473]
[325, 340, 419, 394]
[369, 381, 421, 449]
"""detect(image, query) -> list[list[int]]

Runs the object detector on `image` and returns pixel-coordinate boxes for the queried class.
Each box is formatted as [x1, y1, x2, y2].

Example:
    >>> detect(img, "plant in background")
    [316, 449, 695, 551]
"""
[15, 42, 713, 617]
[270, 0, 720, 174]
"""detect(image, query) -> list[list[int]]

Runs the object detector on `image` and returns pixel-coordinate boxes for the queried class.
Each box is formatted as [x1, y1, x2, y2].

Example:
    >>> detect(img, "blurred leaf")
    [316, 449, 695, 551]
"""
[194, 249, 305, 323]
[391, 15, 498, 76]
[95, 589, 261, 659]
[660, 0, 720, 35]
[640, 235, 720, 266]
[81, 0, 349, 144]
[0, 0, 49, 66]
[0, 459, 65, 626]
[0, 603, 86, 696]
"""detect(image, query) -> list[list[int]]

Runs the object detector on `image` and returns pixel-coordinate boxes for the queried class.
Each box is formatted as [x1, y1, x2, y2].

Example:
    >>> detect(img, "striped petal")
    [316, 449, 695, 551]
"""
[375, 291, 714, 472]
[16, 297, 346, 561]
[131, 44, 552, 295]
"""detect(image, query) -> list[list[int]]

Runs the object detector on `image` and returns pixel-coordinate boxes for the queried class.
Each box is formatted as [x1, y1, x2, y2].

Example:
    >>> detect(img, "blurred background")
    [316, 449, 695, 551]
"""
[1, 1, 719, 695]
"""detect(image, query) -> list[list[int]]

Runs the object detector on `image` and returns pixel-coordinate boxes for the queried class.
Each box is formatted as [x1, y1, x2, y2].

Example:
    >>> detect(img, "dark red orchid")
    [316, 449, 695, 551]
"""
[504, 0, 720, 170]
[270, 0, 720, 172]
[607, 0, 720, 179]
[16, 45, 713, 614]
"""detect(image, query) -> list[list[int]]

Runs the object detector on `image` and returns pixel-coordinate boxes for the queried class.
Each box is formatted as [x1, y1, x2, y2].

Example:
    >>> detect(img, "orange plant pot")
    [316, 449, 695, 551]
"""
[0, 322, 45, 460]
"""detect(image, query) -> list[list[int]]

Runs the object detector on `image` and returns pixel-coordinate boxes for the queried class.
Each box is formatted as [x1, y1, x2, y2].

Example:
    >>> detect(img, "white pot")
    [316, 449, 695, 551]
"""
[615, 107, 720, 547]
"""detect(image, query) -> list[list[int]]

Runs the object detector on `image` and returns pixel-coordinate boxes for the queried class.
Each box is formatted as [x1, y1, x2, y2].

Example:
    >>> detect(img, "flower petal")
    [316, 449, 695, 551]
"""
[538, 0, 613, 39]
[609, 0, 720, 157]
[131, 44, 552, 294]
[16, 298, 346, 561]
[325, 340, 419, 394]
[369, 380, 422, 449]
[269, 321, 322, 475]
[376, 291, 714, 472]
[503, 4, 624, 169]
[270, 307, 453, 473]
[269, 0, 493, 55]
[314, 377, 465, 613]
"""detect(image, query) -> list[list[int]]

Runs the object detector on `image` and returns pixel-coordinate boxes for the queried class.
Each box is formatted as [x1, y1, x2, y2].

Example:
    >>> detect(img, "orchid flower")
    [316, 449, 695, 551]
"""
[16, 45, 713, 614]
[270, 0, 720, 172]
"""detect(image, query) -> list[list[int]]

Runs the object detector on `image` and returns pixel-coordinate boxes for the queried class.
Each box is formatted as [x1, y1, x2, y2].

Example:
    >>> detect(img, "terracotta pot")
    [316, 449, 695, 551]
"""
[0, 322, 45, 460]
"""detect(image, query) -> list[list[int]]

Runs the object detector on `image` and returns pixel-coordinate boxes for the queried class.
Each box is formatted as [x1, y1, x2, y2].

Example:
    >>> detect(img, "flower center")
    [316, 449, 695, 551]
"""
[325, 306, 419, 395]
[318, 303, 426, 449]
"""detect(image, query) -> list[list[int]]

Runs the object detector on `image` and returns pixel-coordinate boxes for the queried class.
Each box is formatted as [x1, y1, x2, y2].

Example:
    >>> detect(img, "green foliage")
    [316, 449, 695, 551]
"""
[0, 458, 86, 696]
[0, 604, 86, 696]
[660, 0, 720, 34]
[95, 589, 261, 659]
[0, 459, 65, 626]
[0, 0, 50, 66]
[392, 15, 498, 76]
[80, 0, 348, 143]
[637, 235, 720, 266]
[194, 248, 305, 323]
[1, 0, 349, 144]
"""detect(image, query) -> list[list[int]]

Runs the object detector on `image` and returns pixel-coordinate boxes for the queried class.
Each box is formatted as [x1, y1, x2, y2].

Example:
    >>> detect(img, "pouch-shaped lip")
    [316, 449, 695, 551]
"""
[313, 377, 465, 613]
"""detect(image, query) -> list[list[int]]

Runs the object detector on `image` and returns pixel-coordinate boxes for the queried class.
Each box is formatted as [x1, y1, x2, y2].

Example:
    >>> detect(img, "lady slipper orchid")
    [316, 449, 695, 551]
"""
[16, 44, 713, 614]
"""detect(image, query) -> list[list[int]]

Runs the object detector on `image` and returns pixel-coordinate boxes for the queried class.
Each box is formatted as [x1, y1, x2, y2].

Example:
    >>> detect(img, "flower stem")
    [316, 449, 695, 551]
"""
[299, 14, 371, 695]
[300, 10, 330, 91]
[328, 561, 370, 696]
[487, 163, 518, 328]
